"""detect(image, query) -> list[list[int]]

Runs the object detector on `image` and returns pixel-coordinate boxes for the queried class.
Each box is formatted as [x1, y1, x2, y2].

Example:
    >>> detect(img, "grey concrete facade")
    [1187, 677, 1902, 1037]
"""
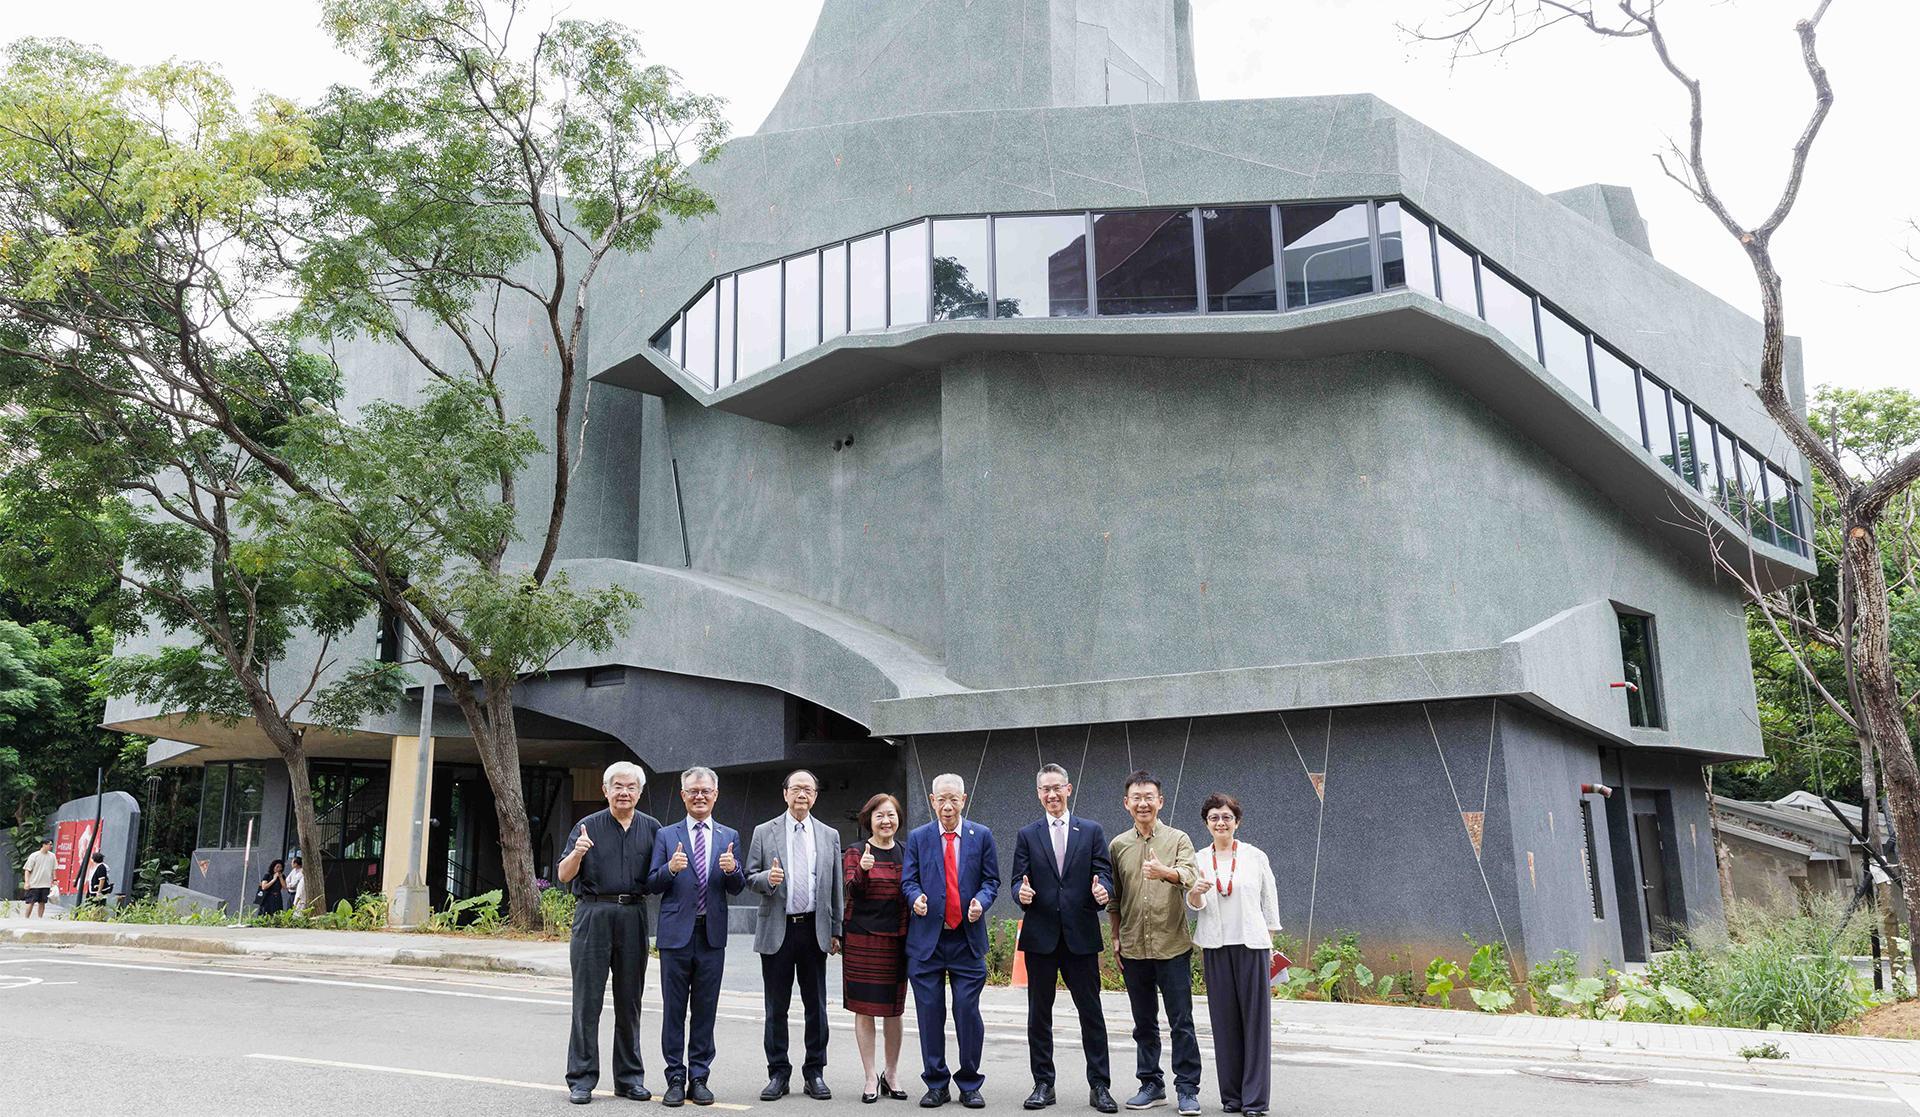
[108, 3, 1808, 964]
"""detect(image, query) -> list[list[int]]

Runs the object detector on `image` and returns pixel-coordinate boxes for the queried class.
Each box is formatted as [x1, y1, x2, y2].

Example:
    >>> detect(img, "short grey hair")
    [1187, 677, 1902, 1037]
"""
[603, 761, 646, 791]
[680, 766, 718, 789]
[1036, 763, 1070, 785]
[930, 772, 967, 796]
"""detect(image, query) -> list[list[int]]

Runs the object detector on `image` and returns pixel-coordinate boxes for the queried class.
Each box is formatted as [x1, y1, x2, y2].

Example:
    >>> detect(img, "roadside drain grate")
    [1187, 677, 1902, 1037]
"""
[1518, 1065, 1649, 1086]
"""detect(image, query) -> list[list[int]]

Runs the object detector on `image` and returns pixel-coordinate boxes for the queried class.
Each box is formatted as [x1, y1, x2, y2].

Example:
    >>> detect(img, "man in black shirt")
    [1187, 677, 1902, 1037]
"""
[559, 760, 662, 1105]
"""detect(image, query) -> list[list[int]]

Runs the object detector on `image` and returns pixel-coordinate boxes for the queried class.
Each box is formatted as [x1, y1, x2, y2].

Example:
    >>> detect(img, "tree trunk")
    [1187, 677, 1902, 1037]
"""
[253, 711, 328, 914]
[1842, 515, 1920, 991]
[1704, 769, 1737, 920]
[459, 680, 540, 931]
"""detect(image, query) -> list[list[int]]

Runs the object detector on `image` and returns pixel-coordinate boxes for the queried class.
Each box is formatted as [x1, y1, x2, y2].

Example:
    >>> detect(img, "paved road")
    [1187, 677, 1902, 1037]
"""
[0, 943, 1908, 1116]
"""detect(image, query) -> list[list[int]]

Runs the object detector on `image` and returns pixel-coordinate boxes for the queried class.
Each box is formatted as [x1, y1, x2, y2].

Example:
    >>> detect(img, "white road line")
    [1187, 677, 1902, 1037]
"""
[246, 1053, 752, 1109]
[1886, 1081, 1920, 1114]
[0, 958, 570, 1006]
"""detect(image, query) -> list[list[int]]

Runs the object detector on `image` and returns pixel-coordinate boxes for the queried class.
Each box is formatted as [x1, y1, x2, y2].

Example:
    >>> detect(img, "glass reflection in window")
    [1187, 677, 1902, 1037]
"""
[1593, 345, 1641, 444]
[735, 262, 781, 378]
[932, 218, 992, 320]
[1737, 444, 1767, 535]
[784, 253, 819, 356]
[1478, 264, 1537, 359]
[1767, 466, 1798, 544]
[992, 214, 1088, 317]
[1643, 376, 1677, 474]
[1711, 424, 1738, 508]
[684, 284, 717, 389]
[850, 233, 885, 332]
[650, 323, 672, 357]
[1671, 398, 1702, 488]
[822, 244, 848, 341]
[1378, 201, 1435, 297]
[670, 315, 684, 368]
[717, 276, 735, 385]
[1436, 233, 1478, 316]
[1201, 206, 1276, 312]
[889, 221, 929, 326]
[1539, 305, 1592, 402]
[1094, 209, 1198, 315]
[1282, 202, 1373, 309]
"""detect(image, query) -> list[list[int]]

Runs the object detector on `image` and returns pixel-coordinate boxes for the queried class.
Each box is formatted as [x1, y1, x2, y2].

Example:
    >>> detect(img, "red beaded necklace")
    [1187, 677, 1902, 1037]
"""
[1211, 840, 1238, 897]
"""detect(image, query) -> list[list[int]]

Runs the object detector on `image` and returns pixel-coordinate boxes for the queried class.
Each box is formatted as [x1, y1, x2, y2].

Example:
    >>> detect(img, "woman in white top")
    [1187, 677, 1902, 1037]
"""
[1184, 793, 1280, 1117]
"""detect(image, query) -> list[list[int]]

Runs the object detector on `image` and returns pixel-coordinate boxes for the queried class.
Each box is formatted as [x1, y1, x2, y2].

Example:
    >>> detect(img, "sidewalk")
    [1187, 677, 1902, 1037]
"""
[6, 915, 1919, 1081]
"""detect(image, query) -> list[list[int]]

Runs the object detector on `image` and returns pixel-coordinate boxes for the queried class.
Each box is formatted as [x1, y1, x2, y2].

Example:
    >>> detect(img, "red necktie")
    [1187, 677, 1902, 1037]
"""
[943, 831, 962, 930]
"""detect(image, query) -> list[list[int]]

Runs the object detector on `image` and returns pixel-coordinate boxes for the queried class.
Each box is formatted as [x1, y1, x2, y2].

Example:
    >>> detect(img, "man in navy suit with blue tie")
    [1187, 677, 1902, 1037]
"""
[648, 767, 748, 1107]
[902, 772, 1000, 1109]
[1011, 764, 1117, 1113]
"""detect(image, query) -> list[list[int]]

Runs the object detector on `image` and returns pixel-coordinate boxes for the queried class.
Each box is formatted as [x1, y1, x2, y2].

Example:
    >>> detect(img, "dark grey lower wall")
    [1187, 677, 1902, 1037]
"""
[904, 699, 1716, 973]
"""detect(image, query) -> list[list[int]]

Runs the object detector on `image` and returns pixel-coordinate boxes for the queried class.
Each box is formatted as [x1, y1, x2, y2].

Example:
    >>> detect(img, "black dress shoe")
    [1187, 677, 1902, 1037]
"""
[663, 1079, 686, 1107]
[921, 1087, 952, 1108]
[879, 1074, 910, 1100]
[804, 1076, 833, 1101]
[688, 1079, 715, 1106]
[763, 1076, 792, 1101]
[569, 1090, 593, 1105]
[863, 1089, 881, 1104]
[617, 1086, 653, 1102]
[960, 1090, 985, 1109]
[1091, 1087, 1119, 1114]
[1025, 1084, 1057, 1109]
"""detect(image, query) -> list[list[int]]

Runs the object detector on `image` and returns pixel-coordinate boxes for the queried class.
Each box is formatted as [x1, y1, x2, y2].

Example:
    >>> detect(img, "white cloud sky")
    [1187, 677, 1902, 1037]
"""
[8, 0, 1910, 395]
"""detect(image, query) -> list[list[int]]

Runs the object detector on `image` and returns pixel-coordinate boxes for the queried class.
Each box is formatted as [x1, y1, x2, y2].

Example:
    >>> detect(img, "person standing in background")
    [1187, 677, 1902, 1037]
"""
[21, 839, 56, 917]
[285, 855, 307, 914]
[1186, 794, 1280, 1117]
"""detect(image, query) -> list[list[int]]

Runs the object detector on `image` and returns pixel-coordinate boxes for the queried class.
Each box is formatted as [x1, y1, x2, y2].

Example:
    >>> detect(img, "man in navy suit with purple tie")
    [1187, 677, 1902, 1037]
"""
[901, 773, 1000, 1110]
[648, 767, 748, 1106]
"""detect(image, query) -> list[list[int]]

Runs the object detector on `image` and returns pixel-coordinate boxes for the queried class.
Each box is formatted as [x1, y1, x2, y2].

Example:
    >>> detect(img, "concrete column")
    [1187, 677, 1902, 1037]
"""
[382, 734, 435, 902]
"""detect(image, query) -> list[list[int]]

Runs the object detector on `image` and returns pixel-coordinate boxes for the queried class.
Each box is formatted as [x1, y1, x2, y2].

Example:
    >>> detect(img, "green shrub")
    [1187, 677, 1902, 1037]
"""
[74, 896, 228, 926]
[985, 918, 1019, 983]
[1463, 936, 1515, 1013]
[1527, 949, 1580, 1016]
[539, 886, 576, 939]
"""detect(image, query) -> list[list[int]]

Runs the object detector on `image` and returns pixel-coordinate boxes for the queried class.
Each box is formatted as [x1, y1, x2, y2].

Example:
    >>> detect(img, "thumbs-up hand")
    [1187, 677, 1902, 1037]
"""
[1141, 849, 1161, 880]
[669, 841, 688, 874]
[913, 893, 929, 917]
[572, 826, 594, 856]
[860, 843, 875, 872]
[968, 897, 984, 923]
[1018, 875, 1035, 905]
[1092, 877, 1110, 906]
[768, 856, 785, 888]
[718, 842, 736, 874]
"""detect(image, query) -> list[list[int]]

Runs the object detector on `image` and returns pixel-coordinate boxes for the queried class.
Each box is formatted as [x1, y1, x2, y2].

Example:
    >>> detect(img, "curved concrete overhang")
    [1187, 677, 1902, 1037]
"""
[597, 290, 1812, 592]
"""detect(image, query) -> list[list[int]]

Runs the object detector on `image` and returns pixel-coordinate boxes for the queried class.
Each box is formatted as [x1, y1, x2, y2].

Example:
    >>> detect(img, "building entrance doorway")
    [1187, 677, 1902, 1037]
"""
[1631, 792, 1685, 951]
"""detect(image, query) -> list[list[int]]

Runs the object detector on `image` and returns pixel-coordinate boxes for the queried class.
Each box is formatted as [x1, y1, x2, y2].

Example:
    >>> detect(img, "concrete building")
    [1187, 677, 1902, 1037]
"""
[110, 1, 1814, 968]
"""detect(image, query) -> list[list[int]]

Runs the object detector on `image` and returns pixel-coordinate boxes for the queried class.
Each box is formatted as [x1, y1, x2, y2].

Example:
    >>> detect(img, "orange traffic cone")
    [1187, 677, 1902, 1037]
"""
[1010, 919, 1028, 988]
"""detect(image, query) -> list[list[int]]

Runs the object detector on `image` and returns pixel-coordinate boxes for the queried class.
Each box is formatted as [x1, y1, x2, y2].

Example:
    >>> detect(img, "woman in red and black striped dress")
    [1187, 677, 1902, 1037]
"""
[844, 792, 910, 1103]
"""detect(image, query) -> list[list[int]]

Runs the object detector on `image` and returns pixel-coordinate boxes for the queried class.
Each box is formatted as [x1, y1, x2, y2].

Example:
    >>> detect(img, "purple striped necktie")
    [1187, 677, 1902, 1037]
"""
[693, 821, 709, 915]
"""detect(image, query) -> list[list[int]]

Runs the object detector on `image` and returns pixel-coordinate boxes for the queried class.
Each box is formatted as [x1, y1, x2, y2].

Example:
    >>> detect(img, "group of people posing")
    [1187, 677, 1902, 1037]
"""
[557, 761, 1281, 1116]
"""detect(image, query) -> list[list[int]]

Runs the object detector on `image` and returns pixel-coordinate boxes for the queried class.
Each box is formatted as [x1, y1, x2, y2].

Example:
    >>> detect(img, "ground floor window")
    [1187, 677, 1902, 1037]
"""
[197, 761, 265, 849]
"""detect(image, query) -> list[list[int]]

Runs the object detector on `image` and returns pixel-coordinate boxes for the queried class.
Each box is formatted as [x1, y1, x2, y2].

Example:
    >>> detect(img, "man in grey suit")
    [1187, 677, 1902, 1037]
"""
[747, 769, 844, 1102]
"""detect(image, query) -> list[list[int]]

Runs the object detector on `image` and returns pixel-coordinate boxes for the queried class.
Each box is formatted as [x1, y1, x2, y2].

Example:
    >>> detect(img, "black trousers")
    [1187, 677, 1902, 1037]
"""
[1120, 953, 1202, 1092]
[1026, 948, 1110, 1088]
[1202, 946, 1272, 1110]
[660, 921, 725, 1082]
[568, 901, 650, 1092]
[762, 916, 829, 1077]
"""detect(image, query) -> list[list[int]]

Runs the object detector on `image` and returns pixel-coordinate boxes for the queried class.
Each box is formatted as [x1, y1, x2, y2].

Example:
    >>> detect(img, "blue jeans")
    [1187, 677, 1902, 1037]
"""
[1120, 952, 1201, 1092]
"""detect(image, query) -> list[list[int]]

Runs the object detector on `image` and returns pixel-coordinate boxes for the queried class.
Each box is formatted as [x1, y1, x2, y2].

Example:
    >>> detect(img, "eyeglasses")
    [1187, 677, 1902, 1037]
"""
[682, 788, 716, 798]
[931, 795, 965, 806]
[787, 785, 817, 795]
[1205, 813, 1238, 824]
[1037, 783, 1070, 794]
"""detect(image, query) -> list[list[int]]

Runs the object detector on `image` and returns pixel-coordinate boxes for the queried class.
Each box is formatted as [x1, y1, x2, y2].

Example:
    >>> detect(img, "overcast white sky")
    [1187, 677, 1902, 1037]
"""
[8, 0, 1912, 395]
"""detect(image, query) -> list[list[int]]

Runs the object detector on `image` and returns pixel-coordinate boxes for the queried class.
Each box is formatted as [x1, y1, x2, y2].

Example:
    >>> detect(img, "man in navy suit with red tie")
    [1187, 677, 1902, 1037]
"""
[1011, 764, 1117, 1113]
[902, 772, 1000, 1109]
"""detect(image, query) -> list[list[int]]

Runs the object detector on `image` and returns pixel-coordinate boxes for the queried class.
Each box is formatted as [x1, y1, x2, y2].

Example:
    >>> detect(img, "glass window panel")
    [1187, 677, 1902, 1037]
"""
[1617, 613, 1665, 729]
[821, 244, 848, 341]
[735, 262, 782, 378]
[1201, 206, 1277, 312]
[649, 323, 672, 357]
[1281, 202, 1374, 309]
[1711, 425, 1738, 508]
[1378, 201, 1435, 297]
[1768, 465, 1799, 543]
[199, 763, 229, 849]
[932, 217, 992, 320]
[226, 762, 264, 850]
[850, 234, 886, 332]
[1672, 398, 1703, 489]
[991, 214, 1089, 318]
[1593, 345, 1642, 443]
[1539, 305, 1592, 402]
[1479, 264, 1538, 359]
[1738, 444, 1771, 540]
[1094, 208, 1198, 315]
[784, 253, 819, 356]
[684, 284, 717, 390]
[889, 221, 929, 326]
[1436, 233, 1478, 316]
[716, 276, 735, 385]
[670, 315, 685, 368]
[1643, 377, 1677, 474]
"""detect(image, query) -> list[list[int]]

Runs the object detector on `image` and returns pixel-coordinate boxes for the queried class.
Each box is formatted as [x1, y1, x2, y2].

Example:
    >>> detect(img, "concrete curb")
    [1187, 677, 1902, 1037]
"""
[0, 925, 572, 980]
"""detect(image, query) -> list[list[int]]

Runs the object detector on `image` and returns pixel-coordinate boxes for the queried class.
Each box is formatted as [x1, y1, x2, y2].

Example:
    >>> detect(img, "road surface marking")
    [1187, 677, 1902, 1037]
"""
[247, 1053, 752, 1108]
[0, 958, 569, 1006]
[1275, 1051, 1899, 1102]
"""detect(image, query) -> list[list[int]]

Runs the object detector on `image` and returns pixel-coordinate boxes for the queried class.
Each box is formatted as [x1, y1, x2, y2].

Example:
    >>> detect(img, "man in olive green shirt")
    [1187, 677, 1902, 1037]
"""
[1107, 771, 1201, 1115]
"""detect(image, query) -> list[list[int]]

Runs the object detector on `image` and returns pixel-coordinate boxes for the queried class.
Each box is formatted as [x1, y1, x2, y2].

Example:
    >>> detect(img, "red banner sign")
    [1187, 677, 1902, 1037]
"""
[54, 817, 104, 896]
